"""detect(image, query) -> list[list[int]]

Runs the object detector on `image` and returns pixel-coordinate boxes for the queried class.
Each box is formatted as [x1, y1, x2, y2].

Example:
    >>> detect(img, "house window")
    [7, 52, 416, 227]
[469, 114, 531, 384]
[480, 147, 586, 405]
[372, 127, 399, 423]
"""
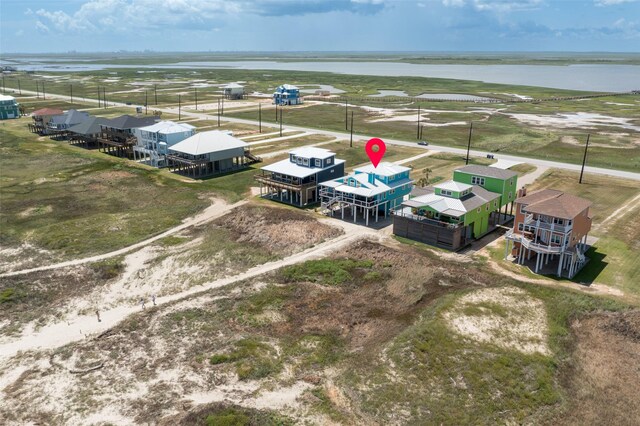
[553, 218, 564, 225]
[303, 158, 309, 166]
[508, 191, 512, 199]
[315, 159, 321, 167]
[510, 179, 514, 186]
[471, 176, 485, 186]
[520, 204, 526, 214]
[441, 190, 452, 196]
[486, 204, 489, 211]
[477, 207, 481, 213]
[290, 155, 297, 163]
[568, 219, 572, 225]
[297, 157, 303, 165]
[518, 223, 523, 231]
[551, 234, 562, 244]
[327, 157, 333, 165]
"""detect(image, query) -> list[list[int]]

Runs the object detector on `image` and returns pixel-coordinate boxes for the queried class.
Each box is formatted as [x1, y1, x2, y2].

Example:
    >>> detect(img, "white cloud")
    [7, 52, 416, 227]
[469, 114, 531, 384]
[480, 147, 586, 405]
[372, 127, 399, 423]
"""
[33, 0, 387, 34]
[15, 30, 25, 36]
[442, 0, 544, 12]
[595, 0, 639, 5]
[35, 21, 50, 33]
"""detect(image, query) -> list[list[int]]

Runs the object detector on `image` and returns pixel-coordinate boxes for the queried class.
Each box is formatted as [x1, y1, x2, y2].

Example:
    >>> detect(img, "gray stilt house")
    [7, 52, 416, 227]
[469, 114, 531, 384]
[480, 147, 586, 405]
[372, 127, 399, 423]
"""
[256, 147, 345, 206]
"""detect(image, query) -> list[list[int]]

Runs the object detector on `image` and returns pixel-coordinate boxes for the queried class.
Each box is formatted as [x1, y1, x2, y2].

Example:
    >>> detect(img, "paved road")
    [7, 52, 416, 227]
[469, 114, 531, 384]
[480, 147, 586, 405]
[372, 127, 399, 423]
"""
[15, 89, 640, 181]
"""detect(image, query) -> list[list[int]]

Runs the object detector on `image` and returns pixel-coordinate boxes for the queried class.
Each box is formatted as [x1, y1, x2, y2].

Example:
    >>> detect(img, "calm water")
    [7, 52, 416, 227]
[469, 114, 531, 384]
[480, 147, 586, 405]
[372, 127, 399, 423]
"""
[6, 59, 640, 92]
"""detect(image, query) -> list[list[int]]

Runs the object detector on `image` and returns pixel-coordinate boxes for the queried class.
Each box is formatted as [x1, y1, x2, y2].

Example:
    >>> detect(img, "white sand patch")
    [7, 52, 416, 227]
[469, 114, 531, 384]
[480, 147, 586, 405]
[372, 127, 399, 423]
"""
[500, 93, 533, 100]
[506, 112, 640, 132]
[605, 102, 635, 106]
[444, 287, 550, 355]
[188, 379, 311, 410]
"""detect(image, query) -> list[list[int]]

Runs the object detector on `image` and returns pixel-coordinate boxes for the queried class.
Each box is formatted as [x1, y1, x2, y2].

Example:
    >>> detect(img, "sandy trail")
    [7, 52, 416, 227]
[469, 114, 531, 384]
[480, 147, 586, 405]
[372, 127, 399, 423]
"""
[518, 165, 549, 187]
[596, 191, 640, 232]
[393, 150, 435, 165]
[0, 220, 378, 362]
[0, 198, 246, 278]
[258, 138, 341, 159]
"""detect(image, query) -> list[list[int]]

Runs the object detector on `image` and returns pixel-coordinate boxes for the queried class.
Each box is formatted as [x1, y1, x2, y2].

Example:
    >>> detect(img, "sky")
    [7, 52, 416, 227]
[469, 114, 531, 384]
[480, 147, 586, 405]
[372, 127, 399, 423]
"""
[0, 0, 639, 53]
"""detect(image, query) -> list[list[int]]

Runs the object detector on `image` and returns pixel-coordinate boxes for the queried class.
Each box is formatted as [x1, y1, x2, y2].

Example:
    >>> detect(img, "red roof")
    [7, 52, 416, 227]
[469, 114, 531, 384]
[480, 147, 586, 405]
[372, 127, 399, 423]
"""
[31, 108, 64, 116]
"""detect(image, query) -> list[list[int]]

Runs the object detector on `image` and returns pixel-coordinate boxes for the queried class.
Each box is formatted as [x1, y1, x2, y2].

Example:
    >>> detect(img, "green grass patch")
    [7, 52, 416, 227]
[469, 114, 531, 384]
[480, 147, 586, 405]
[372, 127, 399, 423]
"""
[280, 258, 375, 285]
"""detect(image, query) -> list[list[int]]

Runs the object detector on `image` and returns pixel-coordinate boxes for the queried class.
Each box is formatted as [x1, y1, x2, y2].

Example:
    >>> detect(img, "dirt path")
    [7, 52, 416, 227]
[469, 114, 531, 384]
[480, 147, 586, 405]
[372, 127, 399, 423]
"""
[518, 165, 549, 187]
[596, 191, 640, 232]
[393, 150, 436, 165]
[0, 220, 379, 362]
[0, 198, 246, 278]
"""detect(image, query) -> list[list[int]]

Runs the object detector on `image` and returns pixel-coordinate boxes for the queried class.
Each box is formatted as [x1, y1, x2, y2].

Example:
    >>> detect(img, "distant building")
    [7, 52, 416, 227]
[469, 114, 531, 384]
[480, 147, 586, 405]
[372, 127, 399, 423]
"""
[273, 84, 302, 106]
[167, 130, 260, 178]
[319, 162, 413, 226]
[0, 95, 19, 120]
[505, 188, 592, 278]
[393, 165, 518, 251]
[256, 147, 345, 206]
[223, 83, 245, 100]
[28, 107, 64, 134]
[132, 121, 196, 167]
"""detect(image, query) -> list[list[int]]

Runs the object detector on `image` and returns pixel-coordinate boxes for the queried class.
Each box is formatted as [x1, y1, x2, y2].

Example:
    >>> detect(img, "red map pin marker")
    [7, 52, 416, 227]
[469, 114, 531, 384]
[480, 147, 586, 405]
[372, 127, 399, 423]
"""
[365, 138, 386, 168]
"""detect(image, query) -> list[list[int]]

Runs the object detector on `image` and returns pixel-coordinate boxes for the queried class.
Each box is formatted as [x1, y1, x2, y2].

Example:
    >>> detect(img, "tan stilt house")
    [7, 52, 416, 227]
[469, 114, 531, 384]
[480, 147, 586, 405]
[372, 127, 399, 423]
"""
[504, 188, 593, 279]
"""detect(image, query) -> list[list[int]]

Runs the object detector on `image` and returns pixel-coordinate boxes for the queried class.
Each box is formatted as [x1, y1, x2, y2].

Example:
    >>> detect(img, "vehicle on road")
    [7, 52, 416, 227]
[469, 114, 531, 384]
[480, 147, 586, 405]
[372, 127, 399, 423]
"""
[418, 140, 429, 146]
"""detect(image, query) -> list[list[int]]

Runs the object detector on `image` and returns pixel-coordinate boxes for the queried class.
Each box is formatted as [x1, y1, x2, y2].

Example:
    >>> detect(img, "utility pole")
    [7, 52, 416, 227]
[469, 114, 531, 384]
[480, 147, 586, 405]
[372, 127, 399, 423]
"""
[345, 98, 348, 130]
[18, 79, 21, 95]
[350, 111, 354, 148]
[98, 87, 101, 108]
[70, 84, 73, 103]
[258, 103, 262, 133]
[36, 81, 40, 99]
[579, 134, 590, 184]
[103, 87, 107, 108]
[221, 97, 224, 115]
[42, 81, 46, 100]
[154, 84, 158, 105]
[145, 91, 148, 115]
[1, 75, 5, 94]
[178, 94, 181, 121]
[417, 105, 421, 139]
[465, 122, 473, 165]
[275, 101, 278, 121]
[194, 88, 198, 110]
[217, 98, 220, 127]
[279, 105, 283, 137]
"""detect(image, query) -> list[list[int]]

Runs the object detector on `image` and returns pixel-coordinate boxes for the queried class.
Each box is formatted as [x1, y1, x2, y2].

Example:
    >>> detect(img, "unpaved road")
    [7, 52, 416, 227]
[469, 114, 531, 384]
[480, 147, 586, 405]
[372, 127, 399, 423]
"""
[0, 198, 246, 278]
[0, 219, 378, 362]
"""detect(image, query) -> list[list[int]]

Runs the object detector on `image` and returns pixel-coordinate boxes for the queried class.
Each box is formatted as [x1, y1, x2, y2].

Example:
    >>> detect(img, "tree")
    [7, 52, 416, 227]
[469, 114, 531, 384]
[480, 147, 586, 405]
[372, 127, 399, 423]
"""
[416, 168, 432, 187]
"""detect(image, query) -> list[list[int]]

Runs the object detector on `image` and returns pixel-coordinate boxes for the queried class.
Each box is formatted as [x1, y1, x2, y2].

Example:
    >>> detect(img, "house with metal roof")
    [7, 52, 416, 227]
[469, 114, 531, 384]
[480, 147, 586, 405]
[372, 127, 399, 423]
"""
[273, 84, 302, 106]
[319, 162, 413, 226]
[223, 83, 245, 100]
[504, 188, 593, 278]
[0, 94, 19, 120]
[392, 165, 517, 251]
[132, 121, 196, 167]
[167, 130, 260, 178]
[256, 147, 345, 206]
